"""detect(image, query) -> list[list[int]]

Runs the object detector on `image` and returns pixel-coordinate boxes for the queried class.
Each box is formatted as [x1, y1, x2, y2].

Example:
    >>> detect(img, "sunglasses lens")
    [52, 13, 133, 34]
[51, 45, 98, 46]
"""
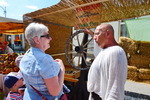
[41, 34, 50, 39]
[46, 34, 50, 39]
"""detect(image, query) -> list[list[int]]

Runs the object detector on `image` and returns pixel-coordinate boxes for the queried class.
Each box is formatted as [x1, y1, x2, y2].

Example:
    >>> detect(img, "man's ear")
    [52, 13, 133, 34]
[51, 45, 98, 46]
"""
[33, 37, 40, 44]
[105, 30, 109, 37]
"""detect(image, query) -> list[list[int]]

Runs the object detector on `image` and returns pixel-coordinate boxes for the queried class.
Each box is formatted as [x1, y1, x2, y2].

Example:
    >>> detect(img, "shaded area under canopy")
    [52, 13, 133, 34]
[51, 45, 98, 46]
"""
[0, 16, 24, 35]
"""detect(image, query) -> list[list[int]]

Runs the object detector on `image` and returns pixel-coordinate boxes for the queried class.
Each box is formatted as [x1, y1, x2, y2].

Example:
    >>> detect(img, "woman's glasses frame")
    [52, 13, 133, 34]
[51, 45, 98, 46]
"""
[40, 34, 50, 39]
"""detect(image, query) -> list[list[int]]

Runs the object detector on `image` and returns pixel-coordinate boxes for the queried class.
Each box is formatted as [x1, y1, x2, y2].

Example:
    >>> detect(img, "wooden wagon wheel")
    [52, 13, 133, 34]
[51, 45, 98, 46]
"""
[65, 30, 95, 70]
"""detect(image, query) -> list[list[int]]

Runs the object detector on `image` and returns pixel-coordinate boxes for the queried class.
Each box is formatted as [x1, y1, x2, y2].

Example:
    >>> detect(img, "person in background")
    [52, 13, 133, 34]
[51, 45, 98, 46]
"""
[0, 42, 4, 54]
[86, 24, 127, 100]
[19, 22, 65, 100]
[3, 41, 14, 55]
[4, 72, 24, 100]
[15, 55, 26, 96]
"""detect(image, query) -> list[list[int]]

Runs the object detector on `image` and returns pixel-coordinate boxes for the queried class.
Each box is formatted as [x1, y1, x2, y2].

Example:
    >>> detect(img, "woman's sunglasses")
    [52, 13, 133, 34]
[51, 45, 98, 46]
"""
[40, 34, 50, 39]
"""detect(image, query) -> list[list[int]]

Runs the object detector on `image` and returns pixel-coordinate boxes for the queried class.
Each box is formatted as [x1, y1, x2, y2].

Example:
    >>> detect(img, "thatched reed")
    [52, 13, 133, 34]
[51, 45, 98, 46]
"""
[23, 0, 150, 28]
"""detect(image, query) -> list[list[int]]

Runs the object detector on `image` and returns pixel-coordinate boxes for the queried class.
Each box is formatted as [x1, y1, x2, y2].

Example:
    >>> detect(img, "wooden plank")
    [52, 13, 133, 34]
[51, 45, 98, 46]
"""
[64, 77, 78, 83]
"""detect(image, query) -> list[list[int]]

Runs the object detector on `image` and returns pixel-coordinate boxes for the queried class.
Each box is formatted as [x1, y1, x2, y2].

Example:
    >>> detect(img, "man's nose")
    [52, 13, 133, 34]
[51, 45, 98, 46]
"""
[93, 35, 96, 40]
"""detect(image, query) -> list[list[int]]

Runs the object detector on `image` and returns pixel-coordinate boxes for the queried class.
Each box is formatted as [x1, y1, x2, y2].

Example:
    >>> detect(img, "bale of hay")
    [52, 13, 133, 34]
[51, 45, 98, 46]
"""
[136, 41, 150, 55]
[128, 54, 150, 68]
[118, 37, 138, 54]
[138, 68, 150, 80]
[140, 80, 150, 85]
[127, 66, 138, 81]
[128, 66, 137, 71]
[138, 41, 150, 47]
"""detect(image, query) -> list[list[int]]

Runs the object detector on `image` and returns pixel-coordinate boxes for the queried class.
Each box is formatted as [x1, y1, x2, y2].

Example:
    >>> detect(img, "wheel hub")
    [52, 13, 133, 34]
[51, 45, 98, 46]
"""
[75, 46, 83, 53]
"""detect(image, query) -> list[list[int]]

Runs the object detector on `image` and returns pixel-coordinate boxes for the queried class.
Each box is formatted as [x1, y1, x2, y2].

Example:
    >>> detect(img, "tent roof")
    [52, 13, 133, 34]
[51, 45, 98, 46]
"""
[0, 16, 24, 35]
[23, 0, 150, 28]
[0, 16, 23, 23]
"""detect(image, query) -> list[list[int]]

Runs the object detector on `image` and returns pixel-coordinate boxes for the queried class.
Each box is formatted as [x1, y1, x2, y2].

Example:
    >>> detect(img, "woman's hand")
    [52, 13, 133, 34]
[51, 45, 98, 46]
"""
[55, 59, 65, 72]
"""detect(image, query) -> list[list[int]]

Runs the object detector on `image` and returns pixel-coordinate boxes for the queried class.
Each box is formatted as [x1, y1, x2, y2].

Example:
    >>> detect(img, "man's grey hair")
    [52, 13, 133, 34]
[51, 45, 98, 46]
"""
[25, 22, 49, 46]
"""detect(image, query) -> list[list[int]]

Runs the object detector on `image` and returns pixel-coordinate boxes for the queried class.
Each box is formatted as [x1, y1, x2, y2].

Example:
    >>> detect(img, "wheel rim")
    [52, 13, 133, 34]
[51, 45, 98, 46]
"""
[65, 30, 95, 70]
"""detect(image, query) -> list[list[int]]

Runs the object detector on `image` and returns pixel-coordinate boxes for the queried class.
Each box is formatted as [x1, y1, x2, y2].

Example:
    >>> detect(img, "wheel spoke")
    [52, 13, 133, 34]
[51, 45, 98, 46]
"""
[76, 34, 80, 46]
[69, 42, 76, 47]
[83, 51, 88, 55]
[83, 51, 95, 58]
[70, 53, 79, 62]
[84, 47, 94, 50]
[81, 33, 85, 46]
[78, 53, 81, 66]
[83, 38, 93, 48]
[67, 51, 76, 54]
[81, 53, 88, 66]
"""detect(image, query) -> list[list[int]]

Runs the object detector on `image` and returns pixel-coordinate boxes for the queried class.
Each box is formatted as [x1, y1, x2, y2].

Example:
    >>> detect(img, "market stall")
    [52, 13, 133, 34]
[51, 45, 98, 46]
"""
[23, 0, 150, 66]
[0, 16, 24, 35]
[0, 16, 25, 52]
[0, 17, 24, 99]
[22, 0, 150, 100]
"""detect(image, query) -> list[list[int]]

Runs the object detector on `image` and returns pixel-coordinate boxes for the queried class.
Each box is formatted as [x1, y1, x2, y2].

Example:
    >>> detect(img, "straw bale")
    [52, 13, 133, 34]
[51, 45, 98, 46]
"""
[132, 79, 150, 85]
[128, 66, 137, 71]
[139, 80, 150, 85]
[127, 71, 138, 81]
[127, 66, 138, 81]
[138, 68, 150, 80]
[138, 73, 150, 80]
[136, 41, 150, 55]
[138, 68, 150, 74]
[118, 37, 138, 54]
[138, 41, 150, 47]
[128, 54, 150, 68]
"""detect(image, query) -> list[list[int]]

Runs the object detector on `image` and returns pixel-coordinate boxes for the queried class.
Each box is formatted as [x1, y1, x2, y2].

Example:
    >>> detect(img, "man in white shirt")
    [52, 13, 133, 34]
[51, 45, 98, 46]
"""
[86, 24, 127, 100]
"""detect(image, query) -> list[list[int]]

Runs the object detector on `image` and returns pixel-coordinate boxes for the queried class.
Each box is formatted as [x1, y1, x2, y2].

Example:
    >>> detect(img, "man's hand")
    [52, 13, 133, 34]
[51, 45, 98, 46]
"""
[83, 28, 94, 37]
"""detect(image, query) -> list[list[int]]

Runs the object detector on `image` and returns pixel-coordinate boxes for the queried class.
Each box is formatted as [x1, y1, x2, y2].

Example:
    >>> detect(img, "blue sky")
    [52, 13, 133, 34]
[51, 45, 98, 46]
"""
[0, 0, 60, 20]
